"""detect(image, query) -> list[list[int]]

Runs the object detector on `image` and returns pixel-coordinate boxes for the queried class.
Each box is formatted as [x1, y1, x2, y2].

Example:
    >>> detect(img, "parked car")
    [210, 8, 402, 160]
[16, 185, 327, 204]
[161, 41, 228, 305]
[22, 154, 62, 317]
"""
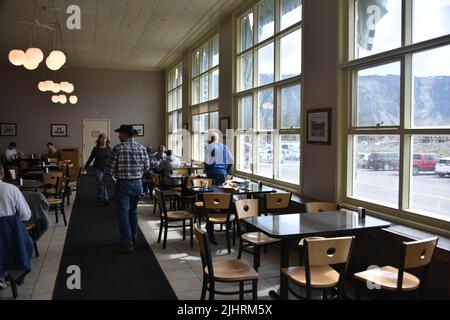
[368, 152, 399, 171]
[281, 144, 300, 161]
[412, 153, 440, 175]
[435, 157, 450, 177]
[356, 153, 369, 168]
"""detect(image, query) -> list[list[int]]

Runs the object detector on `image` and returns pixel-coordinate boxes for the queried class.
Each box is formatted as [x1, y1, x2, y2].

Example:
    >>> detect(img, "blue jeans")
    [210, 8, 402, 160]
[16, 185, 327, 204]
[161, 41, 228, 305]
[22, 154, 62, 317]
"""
[208, 174, 227, 185]
[95, 169, 108, 202]
[115, 179, 143, 245]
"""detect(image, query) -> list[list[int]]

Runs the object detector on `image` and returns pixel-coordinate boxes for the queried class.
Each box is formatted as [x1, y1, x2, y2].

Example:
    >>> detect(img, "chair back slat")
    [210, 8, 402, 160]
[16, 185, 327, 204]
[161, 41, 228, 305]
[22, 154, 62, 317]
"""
[265, 193, 291, 211]
[154, 188, 167, 215]
[192, 178, 214, 187]
[305, 237, 354, 266]
[8, 169, 17, 181]
[43, 172, 63, 185]
[235, 199, 259, 220]
[173, 168, 188, 176]
[306, 202, 338, 213]
[203, 193, 232, 210]
[152, 173, 161, 187]
[403, 237, 438, 269]
[194, 225, 214, 276]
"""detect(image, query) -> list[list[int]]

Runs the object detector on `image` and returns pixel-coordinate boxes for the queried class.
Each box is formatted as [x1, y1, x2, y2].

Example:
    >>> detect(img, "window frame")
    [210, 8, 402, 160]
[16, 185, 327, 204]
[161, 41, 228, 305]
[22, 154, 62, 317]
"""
[166, 62, 183, 157]
[339, 0, 450, 235]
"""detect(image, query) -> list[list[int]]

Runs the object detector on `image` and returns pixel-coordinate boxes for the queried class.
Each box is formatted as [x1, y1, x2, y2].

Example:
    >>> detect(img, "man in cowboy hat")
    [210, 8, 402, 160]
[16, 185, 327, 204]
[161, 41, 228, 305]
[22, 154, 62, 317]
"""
[105, 125, 150, 253]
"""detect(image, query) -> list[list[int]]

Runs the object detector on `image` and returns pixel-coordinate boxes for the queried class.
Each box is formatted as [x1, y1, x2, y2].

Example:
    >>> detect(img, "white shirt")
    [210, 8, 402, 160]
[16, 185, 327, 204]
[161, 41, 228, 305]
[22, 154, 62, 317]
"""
[0, 181, 31, 221]
[5, 148, 18, 162]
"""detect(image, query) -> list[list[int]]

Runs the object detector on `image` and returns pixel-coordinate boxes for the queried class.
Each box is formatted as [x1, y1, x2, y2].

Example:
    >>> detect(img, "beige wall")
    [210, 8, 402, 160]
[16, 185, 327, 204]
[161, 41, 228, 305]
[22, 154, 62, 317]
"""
[0, 64, 165, 162]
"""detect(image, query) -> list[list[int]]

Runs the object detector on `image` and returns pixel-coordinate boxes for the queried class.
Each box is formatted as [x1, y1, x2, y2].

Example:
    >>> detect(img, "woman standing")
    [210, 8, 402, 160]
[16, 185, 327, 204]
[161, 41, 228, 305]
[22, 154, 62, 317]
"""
[84, 134, 112, 205]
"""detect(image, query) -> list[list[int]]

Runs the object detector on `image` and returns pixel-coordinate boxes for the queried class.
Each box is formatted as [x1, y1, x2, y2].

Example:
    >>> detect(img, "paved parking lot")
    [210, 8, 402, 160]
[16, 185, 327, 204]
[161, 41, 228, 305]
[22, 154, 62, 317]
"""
[354, 169, 450, 220]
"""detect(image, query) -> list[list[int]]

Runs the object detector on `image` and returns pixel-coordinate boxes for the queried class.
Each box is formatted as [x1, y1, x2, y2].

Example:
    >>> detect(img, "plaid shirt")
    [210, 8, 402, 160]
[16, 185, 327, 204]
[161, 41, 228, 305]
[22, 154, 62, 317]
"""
[105, 139, 149, 179]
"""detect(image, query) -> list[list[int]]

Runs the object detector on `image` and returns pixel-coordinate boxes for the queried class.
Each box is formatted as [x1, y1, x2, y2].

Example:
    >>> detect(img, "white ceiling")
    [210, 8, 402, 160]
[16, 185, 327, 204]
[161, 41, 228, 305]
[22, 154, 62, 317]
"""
[0, 0, 243, 71]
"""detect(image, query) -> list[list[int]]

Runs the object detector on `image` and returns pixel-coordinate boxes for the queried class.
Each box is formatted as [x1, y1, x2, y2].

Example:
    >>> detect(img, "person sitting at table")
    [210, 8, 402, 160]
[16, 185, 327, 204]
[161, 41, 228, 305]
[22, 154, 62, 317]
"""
[0, 163, 32, 289]
[204, 131, 233, 185]
[4, 142, 21, 162]
[158, 150, 181, 185]
[154, 145, 167, 164]
[84, 133, 112, 206]
[46, 142, 58, 158]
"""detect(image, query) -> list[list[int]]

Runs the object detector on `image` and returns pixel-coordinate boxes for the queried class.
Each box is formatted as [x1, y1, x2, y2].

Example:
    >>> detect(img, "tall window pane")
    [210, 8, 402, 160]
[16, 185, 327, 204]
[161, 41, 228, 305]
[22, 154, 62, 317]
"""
[211, 36, 220, 67]
[280, 84, 301, 129]
[413, 0, 450, 43]
[211, 69, 219, 100]
[200, 74, 209, 103]
[192, 78, 200, 105]
[357, 62, 401, 126]
[258, 89, 274, 130]
[280, 29, 301, 80]
[412, 45, 450, 128]
[410, 135, 450, 221]
[280, 0, 302, 31]
[201, 43, 209, 73]
[257, 133, 273, 178]
[238, 95, 253, 130]
[352, 135, 400, 208]
[355, 0, 402, 58]
[192, 50, 200, 77]
[239, 52, 253, 91]
[240, 12, 254, 52]
[258, 0, 275, 43]
[210, 112, 219, 129]
[279, 134, 300, 184]
[238, 134, 253, 172]
[258, 42, 274, 86]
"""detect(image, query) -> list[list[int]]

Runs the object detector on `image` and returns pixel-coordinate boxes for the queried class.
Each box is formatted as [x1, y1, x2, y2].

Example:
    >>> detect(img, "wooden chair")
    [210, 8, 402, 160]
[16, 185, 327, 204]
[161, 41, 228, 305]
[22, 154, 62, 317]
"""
[235, 199, 280, 271]
[47, 157, 58, 167]
[24, 223, 39, 257]
[202, 193, 235, 254]
[46, 176, 68, 226]
[66, 166, 82, 204]
[192, 178, 215, 222]
[19, 160, 29, 171]
[354, 237, 438, 300]
[43, 172, 64, 197]
[194, 225, 259, 300]
[306, 202, 338, 213]
[152, 173, 180, 214]
[8, 168, 17, 181]
[264, 192, 292, 215]
[173, 168, 189, 176]
[282, 236, 355, 300]
[154, 188, 193, 249]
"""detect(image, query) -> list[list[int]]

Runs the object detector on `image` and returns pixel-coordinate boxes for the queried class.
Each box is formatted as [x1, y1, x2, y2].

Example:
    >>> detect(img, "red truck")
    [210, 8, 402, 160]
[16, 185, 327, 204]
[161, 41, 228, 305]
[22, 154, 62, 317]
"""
[412, 153, 440, 175]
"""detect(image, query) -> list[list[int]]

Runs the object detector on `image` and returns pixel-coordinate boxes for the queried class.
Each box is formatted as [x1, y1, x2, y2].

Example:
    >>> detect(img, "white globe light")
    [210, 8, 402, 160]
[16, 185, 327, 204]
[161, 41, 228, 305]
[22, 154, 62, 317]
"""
[51, 95, 60, 103]
[69, 95, 78, 104]
[8, 49, 26, 66]
[66, 83, 74, 93]
[52, 83, 61, 93]
[25, 47, 44, 64]
[38, 81, 47, 92]
[46, 56, 61, 71]
[23, 58, 39, 70]
[48, 50, 66, 67]
[43, 80, 54, 91]
[59, 94, 67, 104]
[60, 81, 70, 92]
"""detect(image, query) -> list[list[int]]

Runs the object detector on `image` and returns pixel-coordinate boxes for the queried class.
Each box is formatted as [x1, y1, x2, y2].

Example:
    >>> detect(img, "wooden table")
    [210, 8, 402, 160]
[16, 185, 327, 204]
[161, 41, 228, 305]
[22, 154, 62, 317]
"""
[11, 180, 45, 192]
[243, 210, 391, 299]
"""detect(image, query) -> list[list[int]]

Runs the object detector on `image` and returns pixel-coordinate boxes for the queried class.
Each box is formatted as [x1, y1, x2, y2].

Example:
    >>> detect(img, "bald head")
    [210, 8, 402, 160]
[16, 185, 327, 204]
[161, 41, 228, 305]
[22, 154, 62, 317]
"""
[209, 131, 219, 143]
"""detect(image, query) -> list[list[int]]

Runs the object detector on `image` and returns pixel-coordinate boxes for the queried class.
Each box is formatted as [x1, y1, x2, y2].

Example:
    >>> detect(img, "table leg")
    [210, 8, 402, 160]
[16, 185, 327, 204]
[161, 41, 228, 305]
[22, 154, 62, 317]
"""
[268, 238, 289, 300]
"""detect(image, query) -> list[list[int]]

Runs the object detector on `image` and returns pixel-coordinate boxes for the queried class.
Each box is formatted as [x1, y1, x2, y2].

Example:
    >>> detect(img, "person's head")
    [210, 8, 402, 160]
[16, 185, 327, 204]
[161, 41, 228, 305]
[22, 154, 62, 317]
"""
[0, 163, 4, 180]
[8, 142, 16, 149]
[166, 150, 172, 157]
[114, 125, 137, 142]
[158, 145, 166, 154]
[47, 142, 54, 149]
[96, 133, 107, 146]
[208, 131, 219, 144]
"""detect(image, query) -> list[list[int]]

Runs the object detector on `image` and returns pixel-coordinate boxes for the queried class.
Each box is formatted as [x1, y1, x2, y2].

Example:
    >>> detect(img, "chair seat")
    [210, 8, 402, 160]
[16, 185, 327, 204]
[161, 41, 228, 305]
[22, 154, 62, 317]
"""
[194, 201, 204, 208]
[298, 236, 326, 247]
[172, 187, 182, 191]
[208, 214, 235, 224]
[46, 189, 56, 194]
[354, 265, 420, 291]
[282, 265, 340, 288]
[164, 189, 180, 197]
[68, 181, 77, 187]
[166, 210, 193, 220]
[241, 232, 280, 245]
[205, 259, 259, 281]
[47, 198, 63, 205]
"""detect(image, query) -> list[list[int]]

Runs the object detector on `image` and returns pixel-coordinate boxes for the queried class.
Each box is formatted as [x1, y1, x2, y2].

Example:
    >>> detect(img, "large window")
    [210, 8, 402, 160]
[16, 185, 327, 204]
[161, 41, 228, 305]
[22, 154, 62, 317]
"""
[167, 63, 183, 156]
[344, 0, 450, 224]
[191, 111, 219, 161]
[236, 0, 302, 186]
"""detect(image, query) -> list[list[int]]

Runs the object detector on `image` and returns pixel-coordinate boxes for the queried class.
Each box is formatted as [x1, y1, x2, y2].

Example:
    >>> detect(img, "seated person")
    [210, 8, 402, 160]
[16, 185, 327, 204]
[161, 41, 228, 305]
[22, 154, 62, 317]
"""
[154, 145, 167, 164]
[46, 142, 58, 158]
[5, 142, 21, 162]
[0, 163, 32, 289]
[157, 150, 181, 185]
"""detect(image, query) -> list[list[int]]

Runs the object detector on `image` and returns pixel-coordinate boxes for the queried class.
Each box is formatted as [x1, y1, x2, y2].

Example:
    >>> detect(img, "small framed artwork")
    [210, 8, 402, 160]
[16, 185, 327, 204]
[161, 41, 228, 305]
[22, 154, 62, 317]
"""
[307, 108, 331, 145]
[51, 124, 67, 137]
[220, 117, 230, 134]
[131, 124, 144, 136]
[0, 123, 17, 136]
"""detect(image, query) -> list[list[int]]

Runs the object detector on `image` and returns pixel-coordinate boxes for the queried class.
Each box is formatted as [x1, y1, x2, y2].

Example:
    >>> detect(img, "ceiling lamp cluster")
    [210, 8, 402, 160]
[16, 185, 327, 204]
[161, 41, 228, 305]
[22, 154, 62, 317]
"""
[37, 80, 77, 104]
[8, 48, 66, 71]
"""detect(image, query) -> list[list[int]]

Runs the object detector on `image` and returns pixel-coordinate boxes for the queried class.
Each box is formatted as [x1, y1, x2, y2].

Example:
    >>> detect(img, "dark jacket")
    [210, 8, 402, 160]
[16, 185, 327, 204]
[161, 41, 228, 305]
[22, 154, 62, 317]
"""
[0, 215, 33, 279]
[85, 146, 112, 171]
[22, 191, 51, 241]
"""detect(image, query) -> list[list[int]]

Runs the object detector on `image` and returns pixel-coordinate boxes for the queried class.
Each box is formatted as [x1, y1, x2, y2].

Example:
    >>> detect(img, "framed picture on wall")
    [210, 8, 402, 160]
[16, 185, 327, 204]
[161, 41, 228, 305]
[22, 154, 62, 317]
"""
[0, 123, 17, 136]
[307, 108, 331, 145]
[131, 124, 144, 136]
[51, 124, 67, 137]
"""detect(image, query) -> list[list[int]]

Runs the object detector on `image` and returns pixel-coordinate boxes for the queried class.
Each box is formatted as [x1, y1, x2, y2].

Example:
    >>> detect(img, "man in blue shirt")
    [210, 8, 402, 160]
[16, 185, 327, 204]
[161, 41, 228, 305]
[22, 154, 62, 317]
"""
[204, 132, 233, 185]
